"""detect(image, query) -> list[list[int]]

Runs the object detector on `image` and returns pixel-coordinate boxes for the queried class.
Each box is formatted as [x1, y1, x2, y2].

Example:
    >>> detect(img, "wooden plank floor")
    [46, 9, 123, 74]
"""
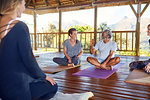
[36, 52, 150, 100]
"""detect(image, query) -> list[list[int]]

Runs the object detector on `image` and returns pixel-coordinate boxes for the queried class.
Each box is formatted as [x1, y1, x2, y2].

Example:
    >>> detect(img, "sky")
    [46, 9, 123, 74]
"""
[21, 4, 150, 32]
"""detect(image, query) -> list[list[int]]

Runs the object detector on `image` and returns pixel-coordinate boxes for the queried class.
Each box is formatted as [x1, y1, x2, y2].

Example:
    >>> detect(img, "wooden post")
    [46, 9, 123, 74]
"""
[130, 1, 149, 56]
[33, 10, 37, 50]
[94, 6, 97, 44]
[135, 2, 141, 56]
[58, 10, 62, 52]
[129, 2, 137, 17]
[140, 2, 150, 17]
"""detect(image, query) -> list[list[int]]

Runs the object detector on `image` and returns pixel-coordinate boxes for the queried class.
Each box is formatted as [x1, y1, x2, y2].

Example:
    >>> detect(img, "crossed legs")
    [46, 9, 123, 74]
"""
[129, 59, 150, 74]
[87, 57, 121, 70]
[53, 56, 80, 66]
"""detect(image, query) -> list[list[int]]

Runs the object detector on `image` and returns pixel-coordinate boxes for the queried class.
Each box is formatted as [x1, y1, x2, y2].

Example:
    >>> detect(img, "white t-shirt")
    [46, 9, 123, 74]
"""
[94, 40, 117, 60]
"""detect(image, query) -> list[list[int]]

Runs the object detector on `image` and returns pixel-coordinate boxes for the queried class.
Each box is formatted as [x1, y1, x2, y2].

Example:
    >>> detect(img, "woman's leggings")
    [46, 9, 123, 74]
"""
[53, 56, 80, 66]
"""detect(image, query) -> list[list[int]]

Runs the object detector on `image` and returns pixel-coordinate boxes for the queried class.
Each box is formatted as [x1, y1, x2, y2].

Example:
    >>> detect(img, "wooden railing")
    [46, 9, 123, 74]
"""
[30, 31, 136, 54]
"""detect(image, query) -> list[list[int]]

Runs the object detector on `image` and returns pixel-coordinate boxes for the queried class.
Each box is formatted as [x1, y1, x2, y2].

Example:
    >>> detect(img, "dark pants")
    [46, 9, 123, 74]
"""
[130, 59, 150, 74]
[0, 80, 58, 100]
[130, 59, 150, 69]
[30, 80, 58, 100]
[53, 56, 80, 66]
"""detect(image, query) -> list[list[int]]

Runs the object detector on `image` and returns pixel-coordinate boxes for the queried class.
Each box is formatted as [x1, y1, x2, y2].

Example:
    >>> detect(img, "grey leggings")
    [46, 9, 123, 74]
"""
[53, 56, 80, 66]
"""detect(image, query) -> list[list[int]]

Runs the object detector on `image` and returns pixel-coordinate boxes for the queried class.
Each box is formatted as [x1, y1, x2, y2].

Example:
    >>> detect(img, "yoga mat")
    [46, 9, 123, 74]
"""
[72, 63, 124, 79]
[42, 62, 88, 74]
[125, 69, 150, 86]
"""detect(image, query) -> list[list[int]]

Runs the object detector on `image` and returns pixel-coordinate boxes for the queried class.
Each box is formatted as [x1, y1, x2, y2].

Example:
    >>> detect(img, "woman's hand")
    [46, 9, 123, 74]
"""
[77, 55, 81, 59]
[68, 58, 72, 63]
[46, 75, 56, 85]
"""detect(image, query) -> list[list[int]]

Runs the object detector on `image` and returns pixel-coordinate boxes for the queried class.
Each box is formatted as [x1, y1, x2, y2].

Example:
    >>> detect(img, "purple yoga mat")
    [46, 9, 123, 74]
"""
[73, 63, 124, 79]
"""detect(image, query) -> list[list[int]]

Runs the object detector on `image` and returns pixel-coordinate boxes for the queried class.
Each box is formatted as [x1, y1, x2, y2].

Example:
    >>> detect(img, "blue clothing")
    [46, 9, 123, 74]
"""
[130, 59, 150, 69]
[63, 39, 82, 58]
[130, 59, 150, 74]
[0, 21, 57, 100]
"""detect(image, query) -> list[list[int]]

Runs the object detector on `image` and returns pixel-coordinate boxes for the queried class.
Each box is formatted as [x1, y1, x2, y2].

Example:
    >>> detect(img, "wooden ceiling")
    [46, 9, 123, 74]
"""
[25, 0, 150, 14]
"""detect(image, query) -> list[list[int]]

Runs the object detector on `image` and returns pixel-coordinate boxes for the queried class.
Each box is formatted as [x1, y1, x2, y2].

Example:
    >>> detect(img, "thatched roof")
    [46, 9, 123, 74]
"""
[25, 0, 149, 14]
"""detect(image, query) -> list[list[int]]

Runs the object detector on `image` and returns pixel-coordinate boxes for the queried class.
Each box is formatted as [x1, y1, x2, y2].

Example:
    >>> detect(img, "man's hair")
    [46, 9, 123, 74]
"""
[102, 29, 112, 39]
[148, 24, 150, 28]
[68, 28, 77, 36]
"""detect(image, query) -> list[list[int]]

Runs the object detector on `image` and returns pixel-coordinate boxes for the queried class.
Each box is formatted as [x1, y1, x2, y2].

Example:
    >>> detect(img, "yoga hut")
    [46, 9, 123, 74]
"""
[24, 0, 150, 99]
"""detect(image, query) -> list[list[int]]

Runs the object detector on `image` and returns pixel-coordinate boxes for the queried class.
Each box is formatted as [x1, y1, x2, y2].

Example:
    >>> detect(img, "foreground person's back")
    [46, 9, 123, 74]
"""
[0, 0, 57, 99]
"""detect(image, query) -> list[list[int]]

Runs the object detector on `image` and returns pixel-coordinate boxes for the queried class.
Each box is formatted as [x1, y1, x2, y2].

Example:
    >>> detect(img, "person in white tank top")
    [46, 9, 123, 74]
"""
[87, 30, 121, 70]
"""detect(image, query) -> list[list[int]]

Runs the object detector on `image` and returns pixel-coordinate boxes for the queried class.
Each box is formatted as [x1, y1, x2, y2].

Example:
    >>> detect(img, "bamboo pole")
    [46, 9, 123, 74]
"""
[94, 6, 97, 44]
[58, 10, 62, 52]
[33, 10, 37, 50]
[135, 2, 141, 56]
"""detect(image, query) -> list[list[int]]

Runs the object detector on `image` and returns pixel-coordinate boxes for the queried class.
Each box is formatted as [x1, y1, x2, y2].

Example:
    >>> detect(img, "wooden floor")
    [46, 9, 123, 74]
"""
[36, 52, 150, 100]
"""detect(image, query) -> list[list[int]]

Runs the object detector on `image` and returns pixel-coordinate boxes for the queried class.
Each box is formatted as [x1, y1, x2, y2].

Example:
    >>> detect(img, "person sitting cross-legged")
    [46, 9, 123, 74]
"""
[53, 28, 83, 66]
[87, 30, 121, 70]
[129, 24, 150, 74]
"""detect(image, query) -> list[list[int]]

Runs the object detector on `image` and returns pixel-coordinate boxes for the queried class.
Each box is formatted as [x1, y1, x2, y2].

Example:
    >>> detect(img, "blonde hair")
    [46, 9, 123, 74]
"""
[0, 0, 23, 43]
[0, 0, 23, 15]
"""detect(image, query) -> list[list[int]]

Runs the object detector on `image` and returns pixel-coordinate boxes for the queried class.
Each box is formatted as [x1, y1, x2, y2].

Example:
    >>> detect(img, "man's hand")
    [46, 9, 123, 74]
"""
[90, 39, 95, 47]
[46, 75, 56, 85]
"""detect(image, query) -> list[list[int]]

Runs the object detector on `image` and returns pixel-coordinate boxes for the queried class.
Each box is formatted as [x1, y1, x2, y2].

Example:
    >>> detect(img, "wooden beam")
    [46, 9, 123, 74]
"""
[32, 0, 36, 9]
[73, 0, 78, 4]
[135, 0, 138, 3]
[58, 10, 62, 52]
[129, 2, 137, 17]
[135, 2, 141, 56]
[25, 0, 32, 7]
[45, 0, 49, 6]
[140, 2, 149, 17]
[94, 6, 97, 45]
[57, 0, 61, 6]
[33, 10, 37, 50]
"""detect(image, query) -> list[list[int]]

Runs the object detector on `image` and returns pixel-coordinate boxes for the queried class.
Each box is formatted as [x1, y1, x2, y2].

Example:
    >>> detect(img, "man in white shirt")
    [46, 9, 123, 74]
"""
[87, 30, 121, 70]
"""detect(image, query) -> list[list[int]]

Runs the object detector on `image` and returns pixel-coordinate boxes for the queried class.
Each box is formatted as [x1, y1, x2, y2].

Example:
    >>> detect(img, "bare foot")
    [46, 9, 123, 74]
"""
[68, 63, 74, 67]
[95, 65, 113, 70]
[102, 66, 113, 70]
[107, 66, 113, 70]
[94, 66, 101, 69]
[144, 63, 150, 73]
